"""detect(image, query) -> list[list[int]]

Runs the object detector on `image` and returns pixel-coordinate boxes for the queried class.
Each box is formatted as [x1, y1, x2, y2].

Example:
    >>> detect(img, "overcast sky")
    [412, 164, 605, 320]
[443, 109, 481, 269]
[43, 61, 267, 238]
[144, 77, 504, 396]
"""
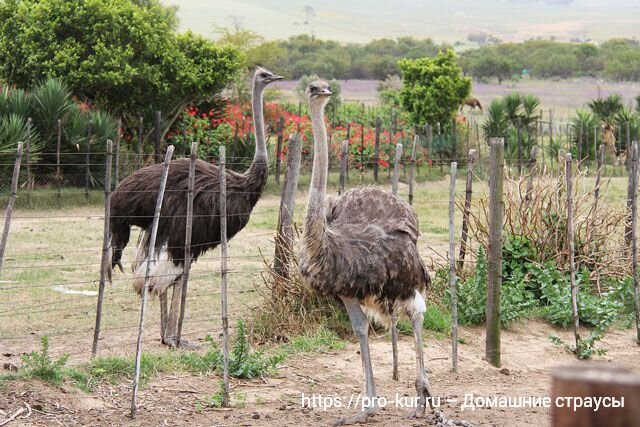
[163, 0, 640, 43]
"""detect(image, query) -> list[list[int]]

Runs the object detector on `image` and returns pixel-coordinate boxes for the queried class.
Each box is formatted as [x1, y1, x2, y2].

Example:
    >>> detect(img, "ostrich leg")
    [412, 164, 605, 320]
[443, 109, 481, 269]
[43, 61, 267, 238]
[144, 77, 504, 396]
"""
[164, 277, 184, 348]
[335, 297, 378, 426]
[391, 309, 399, 381]
[409, 310, 432, 419]
[160, 291, 169, 344]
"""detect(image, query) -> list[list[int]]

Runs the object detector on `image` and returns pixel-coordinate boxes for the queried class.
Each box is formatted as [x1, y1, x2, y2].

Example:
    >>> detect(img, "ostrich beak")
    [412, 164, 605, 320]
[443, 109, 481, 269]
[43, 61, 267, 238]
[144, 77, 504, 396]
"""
[267, 75, 284, 83]
[317, 88, 332, 97]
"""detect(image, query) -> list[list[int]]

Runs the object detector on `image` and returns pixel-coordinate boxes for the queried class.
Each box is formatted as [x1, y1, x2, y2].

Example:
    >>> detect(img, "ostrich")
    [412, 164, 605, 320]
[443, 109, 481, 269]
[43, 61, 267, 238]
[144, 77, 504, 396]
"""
[299, 80, 433, 425]
[110, 67, 283, 348]
[461, 96, 483, 112]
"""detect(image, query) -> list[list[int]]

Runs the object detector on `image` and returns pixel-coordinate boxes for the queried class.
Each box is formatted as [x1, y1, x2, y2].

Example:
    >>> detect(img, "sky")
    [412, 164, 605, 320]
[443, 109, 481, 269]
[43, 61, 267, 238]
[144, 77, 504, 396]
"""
[163, 0, 640, 44]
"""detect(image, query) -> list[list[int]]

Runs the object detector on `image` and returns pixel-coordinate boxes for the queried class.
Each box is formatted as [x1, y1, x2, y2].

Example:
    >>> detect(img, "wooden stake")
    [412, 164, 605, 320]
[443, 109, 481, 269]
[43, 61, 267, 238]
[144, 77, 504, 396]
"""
[115, 118, 121, 187]
[273, 134, 302, 281]
[130, 145, 175, 418]
[339, 140, 348, 195]
[374, 117, 381, 183]
[408, 135, 418, 205]
[552, 366, 640, 426]
[631, 142, 640, 345]
[137, 116, 143, 169]
[566, 153, 581, 356]
[219, 146, 230, 407]
[448, 161, 458, 373]
[392, 143, 403, 196]
[85, 120, 93, 200]
[0, 142, 23, 275]
[154, 111, 162, 164]
[486, 138, 504, 367]
[56, 119, 62, 199]
[25, 118, 32, 205]
[176, 142, 198, 347]
[458, 149, 476, 270]
[91, 140, 113, 357]
[594, 144, 604, 212]
[275, 116, 284, 185]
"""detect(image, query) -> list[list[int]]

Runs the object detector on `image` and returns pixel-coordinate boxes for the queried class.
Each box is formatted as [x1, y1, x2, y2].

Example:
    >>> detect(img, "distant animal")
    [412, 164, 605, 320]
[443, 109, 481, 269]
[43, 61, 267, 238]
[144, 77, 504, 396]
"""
[299, 80, 433, 425]
[461, 97, 483, 112]
[109, 67, 283, 348]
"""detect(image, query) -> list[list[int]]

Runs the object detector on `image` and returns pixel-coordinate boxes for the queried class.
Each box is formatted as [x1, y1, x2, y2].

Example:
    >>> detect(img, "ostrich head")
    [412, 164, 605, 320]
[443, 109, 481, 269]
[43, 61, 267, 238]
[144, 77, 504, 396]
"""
[306, 80, 332, 109]
[253, 66, 283, 89]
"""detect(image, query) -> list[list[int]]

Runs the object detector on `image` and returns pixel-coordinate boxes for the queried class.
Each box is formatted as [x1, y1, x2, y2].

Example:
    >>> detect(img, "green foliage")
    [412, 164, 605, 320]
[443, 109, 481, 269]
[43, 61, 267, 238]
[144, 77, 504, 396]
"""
[0, 0, 243, 125]
[588, 94, 624, 124]
[423, 304, 451, 334]
[468, 53, 514, 84]
[226, 320, 283, 379]
[570, 110, 598, 160]
[399, 50, 471, 128]
[481, 92, 541, 162]
[20, 336, 70, 386]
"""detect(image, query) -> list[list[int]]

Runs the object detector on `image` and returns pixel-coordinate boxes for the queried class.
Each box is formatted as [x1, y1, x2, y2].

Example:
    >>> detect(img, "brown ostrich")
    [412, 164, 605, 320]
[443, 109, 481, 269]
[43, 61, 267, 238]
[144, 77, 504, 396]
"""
[461, 96, 483, 112]
[109, 67, 283, 348]
[298, 80, 433, 425]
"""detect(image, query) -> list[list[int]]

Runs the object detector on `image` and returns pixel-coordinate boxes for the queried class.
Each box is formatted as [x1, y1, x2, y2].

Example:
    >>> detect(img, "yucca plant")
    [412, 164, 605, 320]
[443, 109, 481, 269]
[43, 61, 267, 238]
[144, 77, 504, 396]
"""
[570, 110, 597, 161]
[503, 92, 523, 126]
[482, 99, 509, 141]
[614, 108, 640, 150]
[588, 94, 623, 125]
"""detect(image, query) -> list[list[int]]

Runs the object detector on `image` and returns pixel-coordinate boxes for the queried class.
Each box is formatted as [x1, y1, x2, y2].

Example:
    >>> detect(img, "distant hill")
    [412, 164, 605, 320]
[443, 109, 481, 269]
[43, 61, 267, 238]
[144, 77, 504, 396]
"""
[164, 0, 640, 45]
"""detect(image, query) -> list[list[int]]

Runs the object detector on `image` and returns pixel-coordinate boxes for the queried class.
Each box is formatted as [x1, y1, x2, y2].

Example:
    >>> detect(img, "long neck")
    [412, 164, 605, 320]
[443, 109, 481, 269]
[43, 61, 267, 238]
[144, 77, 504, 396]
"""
[251, 82, 267, 163]
[304, 101, 328, 242]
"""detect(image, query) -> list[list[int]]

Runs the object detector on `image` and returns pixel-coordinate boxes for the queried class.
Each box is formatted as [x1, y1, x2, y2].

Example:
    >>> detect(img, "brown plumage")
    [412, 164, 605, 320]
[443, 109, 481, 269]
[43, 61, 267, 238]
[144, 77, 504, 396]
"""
[462, 96, 483, 111]
[108, 67, 282, 347]
[300, 186, 430, 315]
[298, 80, 433, 425]
[110, 158, 267, 286]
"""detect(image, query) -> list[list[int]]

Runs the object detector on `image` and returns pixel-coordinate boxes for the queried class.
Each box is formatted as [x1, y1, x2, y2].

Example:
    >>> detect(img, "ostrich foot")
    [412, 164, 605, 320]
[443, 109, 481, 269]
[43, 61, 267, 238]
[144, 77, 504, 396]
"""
[334, 407, 377, 426]
[407, 377, 433, 419]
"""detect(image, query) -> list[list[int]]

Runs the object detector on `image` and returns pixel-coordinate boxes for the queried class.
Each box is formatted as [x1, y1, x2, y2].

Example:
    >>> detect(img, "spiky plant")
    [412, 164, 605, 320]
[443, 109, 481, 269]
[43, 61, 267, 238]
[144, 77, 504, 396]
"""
[570, 110, 597, 160]
[614, 108, 640, 150]
[521, 94, 541, 130]
[482, 98, 508, 141]
[588, 94, 624, 125]
[503, 92, 523, 126]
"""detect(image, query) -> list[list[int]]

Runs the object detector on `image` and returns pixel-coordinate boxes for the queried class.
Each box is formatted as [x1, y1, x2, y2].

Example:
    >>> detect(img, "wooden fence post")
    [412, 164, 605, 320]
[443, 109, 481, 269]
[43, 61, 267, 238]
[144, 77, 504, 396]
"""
[176, 142, 198, 347]
[273, 134, 303, 282]
[449, 161, 458, 373]
[154, 111, 162, 164]
[85, 120, 93, 200]
[458, 149, 476, 270]
[91, 140, 113, 357]
[626, 140, 636, 248]
[525, 147, 539, 204]
[219, 146, 230, 407]
[0, 142, 23, 275]
[486, 138, 504, 367]
[130, 145, 174, 418]
[552, 366, 640, 427]
[630, 142, 640, 345]
[339, 140, 348, 195]
[56, 119, 62, 199]
[25, 118, 32, 205]
[275, 116, 284, 185]
[593, 144, 604, 214]
[359, 123, 365, 183]
[137, 116, 144, 169]
[392, 143, 403, 196]
[374, 117, 381, 183]
[115, 118, 121, 187]
[451, 117, 458, 162]
[566, 153, 581, 355]
[517, 118, 523, 175]
[408, 135, 418, 206]
[346, 123, 351, 181]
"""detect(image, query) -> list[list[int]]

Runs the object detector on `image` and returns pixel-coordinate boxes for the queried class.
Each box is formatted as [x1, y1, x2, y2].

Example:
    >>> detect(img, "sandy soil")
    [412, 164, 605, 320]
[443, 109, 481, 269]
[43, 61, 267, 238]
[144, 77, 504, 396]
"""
[2, 320, 638, 427]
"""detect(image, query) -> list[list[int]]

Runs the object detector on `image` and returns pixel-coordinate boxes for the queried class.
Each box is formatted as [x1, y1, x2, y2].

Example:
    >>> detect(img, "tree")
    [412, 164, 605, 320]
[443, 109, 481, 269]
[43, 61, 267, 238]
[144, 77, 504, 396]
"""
[398, 50, 471, 128]
[0, 0, 243, 125]
[469, 55, 514, 84]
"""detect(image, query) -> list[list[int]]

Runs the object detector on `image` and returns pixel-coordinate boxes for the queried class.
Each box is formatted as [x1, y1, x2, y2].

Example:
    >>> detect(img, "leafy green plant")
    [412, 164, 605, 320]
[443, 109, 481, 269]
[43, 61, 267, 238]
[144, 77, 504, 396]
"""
[20, 336, 70, 385]
[225, 320, 283, 379]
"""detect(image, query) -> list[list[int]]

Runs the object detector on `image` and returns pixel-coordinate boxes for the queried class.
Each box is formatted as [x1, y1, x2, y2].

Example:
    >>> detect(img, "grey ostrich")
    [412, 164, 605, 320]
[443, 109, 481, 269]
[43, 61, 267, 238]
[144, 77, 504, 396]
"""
[110, 67, 283, 348]
[299, 81, 433, 425]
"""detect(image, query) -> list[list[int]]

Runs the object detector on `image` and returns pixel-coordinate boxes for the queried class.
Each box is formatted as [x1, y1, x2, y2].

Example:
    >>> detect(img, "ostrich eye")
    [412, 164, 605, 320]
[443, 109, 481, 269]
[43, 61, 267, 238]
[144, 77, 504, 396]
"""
[260, 73, 268, 78]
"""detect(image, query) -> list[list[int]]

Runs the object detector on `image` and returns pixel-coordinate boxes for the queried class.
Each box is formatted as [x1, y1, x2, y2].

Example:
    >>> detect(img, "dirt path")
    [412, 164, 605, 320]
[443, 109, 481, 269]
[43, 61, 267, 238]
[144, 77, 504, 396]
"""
[2, 320, 638, 426]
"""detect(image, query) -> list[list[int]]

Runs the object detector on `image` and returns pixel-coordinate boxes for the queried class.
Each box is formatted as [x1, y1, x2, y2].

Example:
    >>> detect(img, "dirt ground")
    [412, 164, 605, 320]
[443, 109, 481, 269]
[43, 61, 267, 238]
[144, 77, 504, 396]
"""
[2, 320, 638, 427]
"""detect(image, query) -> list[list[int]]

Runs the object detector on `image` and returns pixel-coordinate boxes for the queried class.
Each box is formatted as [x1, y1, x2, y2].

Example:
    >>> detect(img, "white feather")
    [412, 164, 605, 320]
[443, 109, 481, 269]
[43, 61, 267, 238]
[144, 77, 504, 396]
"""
[132, 239, 183, 295]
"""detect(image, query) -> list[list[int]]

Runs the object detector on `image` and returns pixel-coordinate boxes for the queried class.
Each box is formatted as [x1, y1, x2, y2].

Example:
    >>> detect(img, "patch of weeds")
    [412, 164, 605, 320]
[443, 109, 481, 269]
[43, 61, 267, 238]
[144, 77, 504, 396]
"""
[279, 325, 345, 355]
[458, 337, 467, 344]
[20, 336, 69, 386]
[550, 331, 608, 360]
[423, 304, 451, 334]
[226, 320, 283, 379]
